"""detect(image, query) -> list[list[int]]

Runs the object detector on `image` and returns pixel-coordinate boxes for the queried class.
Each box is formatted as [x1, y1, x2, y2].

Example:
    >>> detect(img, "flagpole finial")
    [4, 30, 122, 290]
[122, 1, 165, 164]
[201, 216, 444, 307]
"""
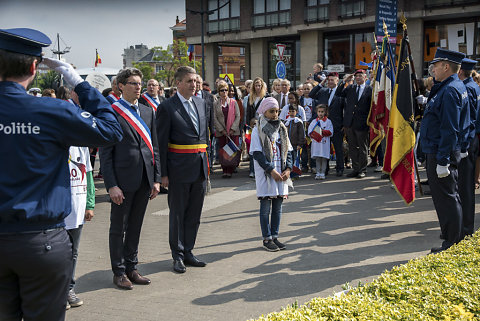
[400, 12, 407, 31]
[382, 20, 389, 38]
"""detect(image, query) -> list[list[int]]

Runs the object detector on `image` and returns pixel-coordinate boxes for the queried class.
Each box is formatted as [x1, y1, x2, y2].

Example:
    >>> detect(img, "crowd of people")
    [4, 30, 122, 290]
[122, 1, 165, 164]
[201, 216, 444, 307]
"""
[1, 26, 479, 321]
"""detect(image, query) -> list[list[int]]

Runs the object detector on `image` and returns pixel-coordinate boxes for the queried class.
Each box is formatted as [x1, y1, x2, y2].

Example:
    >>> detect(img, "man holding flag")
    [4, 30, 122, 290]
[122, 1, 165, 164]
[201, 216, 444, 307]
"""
[419, 48, 467, 254]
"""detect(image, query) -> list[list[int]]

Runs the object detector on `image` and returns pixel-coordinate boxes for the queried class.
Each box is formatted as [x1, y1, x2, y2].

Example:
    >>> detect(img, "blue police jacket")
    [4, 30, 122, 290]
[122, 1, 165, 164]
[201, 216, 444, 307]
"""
[464, 77, 480, 135]
[0, 81, 123, 233]
[419, 73, 468, 166]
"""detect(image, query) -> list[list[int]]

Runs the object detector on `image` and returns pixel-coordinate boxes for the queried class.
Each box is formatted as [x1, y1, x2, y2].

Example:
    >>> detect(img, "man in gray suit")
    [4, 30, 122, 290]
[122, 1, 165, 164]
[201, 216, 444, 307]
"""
[156, 66, 209, 273]
[99, 68, 161, 289]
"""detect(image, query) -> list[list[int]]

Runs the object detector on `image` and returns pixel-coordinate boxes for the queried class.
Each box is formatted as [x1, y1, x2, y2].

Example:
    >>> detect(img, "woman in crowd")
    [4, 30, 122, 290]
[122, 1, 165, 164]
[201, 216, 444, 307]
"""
[246, 77, 269, 177]
[214, 81, 241, 178]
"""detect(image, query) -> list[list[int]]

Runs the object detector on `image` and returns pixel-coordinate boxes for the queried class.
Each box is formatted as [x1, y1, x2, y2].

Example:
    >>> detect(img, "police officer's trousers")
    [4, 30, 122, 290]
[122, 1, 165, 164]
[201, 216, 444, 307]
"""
[0, 228, 72, 321]
[458, 135, 479, 238]
[426, 152, 463, 250]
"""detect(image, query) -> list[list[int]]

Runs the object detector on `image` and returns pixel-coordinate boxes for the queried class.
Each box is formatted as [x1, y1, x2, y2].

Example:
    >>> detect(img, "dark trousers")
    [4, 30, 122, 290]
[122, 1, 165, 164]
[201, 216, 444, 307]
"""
[67, 225, 83, 290]
[332, 127, 344, 172]
[0, 228, 72, 321]
[458, 136, 479, 238]
[345, 127, 369, 173]
[426, 152, 463, 249]
[109, 174, 150, 276]
[168, 176, 206, 260]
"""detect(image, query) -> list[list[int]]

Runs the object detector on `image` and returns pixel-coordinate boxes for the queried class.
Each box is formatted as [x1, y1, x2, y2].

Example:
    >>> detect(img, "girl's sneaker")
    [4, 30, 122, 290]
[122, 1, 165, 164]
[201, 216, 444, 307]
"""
[263, 239, 279, 252]
[273, 238, 286, 250]
[315, 174, 321, 180]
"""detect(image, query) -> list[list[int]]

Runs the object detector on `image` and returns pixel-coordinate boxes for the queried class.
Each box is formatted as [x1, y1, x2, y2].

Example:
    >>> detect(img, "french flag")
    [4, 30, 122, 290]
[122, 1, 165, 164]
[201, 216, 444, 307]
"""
[187, 45, 194, 61]
[221, 138, 240, 160]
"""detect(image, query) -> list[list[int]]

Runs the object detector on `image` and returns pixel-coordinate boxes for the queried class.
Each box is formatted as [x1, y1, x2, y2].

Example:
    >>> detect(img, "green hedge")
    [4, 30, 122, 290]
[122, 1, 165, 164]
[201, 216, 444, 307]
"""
[252, 232, 480, 320]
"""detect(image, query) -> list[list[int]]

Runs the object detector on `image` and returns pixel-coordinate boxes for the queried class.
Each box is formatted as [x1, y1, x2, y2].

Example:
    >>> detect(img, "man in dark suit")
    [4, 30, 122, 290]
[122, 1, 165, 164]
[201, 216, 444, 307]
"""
[339, 70, 372, 178]
[99, 68, 161, 290]
[310, 72, 345, 176]
[138, 78, 165, 111]
[275, 79, 291, 108]
[156, 66, 209, 273]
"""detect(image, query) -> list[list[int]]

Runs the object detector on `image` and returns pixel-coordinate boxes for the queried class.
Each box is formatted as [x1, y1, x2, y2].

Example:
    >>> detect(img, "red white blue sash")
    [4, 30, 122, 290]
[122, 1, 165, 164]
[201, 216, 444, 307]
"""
[141, 93, 159, 111]
[108, 93, 120, 102]
[111, 99, 154, 163]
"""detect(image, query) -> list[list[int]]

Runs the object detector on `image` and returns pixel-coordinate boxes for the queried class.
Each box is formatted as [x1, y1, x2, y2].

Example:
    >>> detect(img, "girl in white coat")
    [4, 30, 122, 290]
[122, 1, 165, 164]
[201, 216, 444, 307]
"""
[250, 97, 293, 252]
[308, 104, 333, 180]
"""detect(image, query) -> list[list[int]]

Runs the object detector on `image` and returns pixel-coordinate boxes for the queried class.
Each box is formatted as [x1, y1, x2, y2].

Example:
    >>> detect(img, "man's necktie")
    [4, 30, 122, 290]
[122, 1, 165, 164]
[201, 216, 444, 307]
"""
[356, 85, 360, 102]
[281, 94, 285, 108]
[185, 100, 199, 132]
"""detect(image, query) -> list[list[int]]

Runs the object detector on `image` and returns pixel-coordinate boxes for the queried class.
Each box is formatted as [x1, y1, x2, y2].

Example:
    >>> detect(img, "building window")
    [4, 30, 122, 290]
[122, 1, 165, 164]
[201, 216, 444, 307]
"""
[218, 46, 222, 56]
[218, 65, 223, 76]
[207, 0, 241, 34]
[252, 0, 291, 29]
[239, 47, 245, 56]
[240, 65, 245, 80]
[155, 65, 165, 73]
[305, 0, 329, 23]
[339, 0, 365, 19]
[424, 0, 478, 9]
[423, 20, 480, 75]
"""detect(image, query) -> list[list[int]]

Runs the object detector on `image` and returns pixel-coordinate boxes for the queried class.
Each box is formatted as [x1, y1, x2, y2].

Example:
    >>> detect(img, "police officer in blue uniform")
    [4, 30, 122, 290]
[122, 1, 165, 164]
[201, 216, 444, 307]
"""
[419, 48, 468, 254]
[0, 28, 123, 321]
[457, 58, 480, 238]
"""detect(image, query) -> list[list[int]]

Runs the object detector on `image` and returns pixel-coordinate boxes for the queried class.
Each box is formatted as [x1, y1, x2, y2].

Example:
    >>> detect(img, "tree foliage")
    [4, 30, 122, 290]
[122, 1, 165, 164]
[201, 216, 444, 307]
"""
[33, 70, 60, 91]
[134, 40, 202, 88]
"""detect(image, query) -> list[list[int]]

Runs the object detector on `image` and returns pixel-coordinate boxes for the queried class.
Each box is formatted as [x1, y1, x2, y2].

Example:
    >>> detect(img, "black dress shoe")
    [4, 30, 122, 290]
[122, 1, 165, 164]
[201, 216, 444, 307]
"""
[160, 186, 168, 194]
[336, 170, 343, 177]
[184, 255, 207, 267]
[173, 259, 186, 273]
[126, 270, 150, 285]
[113, 274, 133, 290]
[420, 180, 429, 185]
[381, 173, 390, 179]
[346, 171, 359, 178]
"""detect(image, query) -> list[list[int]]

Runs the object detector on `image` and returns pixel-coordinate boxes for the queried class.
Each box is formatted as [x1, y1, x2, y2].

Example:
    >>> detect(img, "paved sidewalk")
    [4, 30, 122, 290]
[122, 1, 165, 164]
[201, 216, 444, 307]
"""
[67, 162, 479, 321]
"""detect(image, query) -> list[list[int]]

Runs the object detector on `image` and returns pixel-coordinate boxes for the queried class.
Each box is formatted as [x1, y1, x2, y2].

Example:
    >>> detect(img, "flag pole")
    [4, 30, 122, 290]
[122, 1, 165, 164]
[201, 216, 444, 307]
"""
[400, 13, 423, 196]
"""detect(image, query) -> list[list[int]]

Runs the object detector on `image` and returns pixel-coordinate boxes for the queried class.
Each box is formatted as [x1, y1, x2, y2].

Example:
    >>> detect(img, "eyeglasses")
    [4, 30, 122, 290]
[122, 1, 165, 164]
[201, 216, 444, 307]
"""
[148, 84, 159, 87]
[126, 82, 142, 86]
[219, 89, 228, 92]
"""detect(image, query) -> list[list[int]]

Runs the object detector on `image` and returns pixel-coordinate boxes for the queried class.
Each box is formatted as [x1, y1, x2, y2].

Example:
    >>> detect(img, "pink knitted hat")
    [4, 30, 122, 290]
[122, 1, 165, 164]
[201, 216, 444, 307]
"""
[257, 97, 279, 115]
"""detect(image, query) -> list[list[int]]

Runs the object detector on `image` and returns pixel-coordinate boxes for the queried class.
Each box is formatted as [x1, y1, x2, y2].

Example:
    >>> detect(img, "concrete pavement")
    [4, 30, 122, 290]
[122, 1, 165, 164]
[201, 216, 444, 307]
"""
[66, 161, 480, 321]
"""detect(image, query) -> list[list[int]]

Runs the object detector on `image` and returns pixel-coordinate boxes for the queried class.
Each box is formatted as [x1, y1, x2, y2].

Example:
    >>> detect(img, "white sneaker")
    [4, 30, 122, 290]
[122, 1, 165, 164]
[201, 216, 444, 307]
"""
[374, 166, 383, 172]
[249, 172, 255, 178]
[320, 174, 326, 180]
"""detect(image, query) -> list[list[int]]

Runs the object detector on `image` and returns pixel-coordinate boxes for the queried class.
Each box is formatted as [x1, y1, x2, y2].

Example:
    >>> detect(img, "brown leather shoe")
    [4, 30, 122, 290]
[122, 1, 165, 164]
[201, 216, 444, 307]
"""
[113, 274, 133, 290]
[126, 270, 151, 285]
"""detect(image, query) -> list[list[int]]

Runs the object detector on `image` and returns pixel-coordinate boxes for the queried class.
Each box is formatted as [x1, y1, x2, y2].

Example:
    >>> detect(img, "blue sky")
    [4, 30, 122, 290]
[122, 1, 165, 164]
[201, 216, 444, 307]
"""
[1, 0, 186, 69]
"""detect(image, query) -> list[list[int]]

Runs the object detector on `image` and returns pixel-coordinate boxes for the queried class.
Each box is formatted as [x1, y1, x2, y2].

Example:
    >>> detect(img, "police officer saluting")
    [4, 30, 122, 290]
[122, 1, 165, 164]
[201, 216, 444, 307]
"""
[457, 58, 480, 238]
[419, 48, 468, 254]
[0, 28, 123, 321]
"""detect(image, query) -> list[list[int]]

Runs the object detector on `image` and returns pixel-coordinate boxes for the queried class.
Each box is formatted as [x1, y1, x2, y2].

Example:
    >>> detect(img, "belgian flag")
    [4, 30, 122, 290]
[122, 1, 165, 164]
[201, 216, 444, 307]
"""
[383, 36, 416, 205]
[95, 49, 102, 67]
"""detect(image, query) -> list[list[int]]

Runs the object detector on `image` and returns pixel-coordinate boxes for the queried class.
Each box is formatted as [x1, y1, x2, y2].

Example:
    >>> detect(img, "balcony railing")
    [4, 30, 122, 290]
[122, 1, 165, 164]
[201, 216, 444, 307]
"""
[207, 17, 240, 34]
[304, 4, 329, 23]
[252, 10, 291, 29]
